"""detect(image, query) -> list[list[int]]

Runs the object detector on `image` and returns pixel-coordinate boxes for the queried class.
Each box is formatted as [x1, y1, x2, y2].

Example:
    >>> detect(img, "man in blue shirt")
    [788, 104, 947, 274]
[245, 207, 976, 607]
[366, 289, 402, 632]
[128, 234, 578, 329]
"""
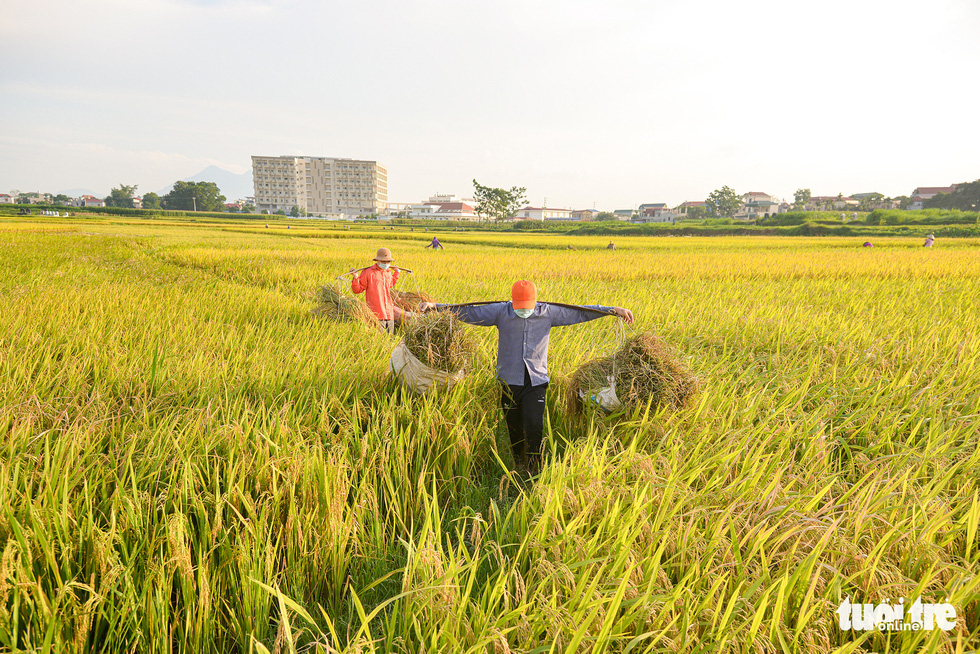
[421, 280, 633, 474]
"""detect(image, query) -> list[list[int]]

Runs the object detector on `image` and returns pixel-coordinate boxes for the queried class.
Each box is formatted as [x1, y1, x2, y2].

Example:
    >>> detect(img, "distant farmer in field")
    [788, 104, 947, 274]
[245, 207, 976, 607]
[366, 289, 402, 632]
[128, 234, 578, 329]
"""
[607, 242, 616, 250]
[420, 281, 634, 476]
[351, 247, 403, 334]
[924, 233, 935, 247]
[862, 242, 874, 248]
[425, 236, 443, 250]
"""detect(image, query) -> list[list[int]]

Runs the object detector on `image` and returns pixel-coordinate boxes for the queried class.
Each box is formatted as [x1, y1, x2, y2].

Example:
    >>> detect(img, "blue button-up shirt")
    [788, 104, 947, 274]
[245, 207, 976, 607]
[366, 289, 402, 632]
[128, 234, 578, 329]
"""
[440, 302, 616, 386]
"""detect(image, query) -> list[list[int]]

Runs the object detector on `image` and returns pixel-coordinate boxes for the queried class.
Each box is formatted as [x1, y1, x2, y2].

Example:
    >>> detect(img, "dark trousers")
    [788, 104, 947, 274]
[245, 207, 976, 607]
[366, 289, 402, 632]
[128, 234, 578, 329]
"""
[500, 367, 548, 460]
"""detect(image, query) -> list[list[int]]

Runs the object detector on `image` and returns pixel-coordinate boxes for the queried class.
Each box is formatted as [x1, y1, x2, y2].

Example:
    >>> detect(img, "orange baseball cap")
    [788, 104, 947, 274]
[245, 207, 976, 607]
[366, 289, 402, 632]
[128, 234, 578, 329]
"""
[511, 280, 536, 309]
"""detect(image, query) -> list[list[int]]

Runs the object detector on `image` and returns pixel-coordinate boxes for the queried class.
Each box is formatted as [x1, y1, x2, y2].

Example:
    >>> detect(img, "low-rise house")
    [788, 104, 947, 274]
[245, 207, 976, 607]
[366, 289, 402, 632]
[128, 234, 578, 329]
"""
[613, 209, 634, 221]
[17, 192, 52, 204]
[0, 194, 12, 204]
[805, 196, 855, 211]
[408, 202, 478, 221]
[908, 185, 958, 210]
[736, 192, 779, 220]
[911, 185, 957, 199]
[72, 195, 105, 208]
[741, 191, 773, 204]
[675, 200, 705, 217]
[634, 203, 677, 223]
[430, 202, 479, 220]
[571, 209, 599, 221]
[516, 206, 573, 221]
[409, 194, 480, 220]
[907, 196, 927, 211]
[805, 196, 833, 211]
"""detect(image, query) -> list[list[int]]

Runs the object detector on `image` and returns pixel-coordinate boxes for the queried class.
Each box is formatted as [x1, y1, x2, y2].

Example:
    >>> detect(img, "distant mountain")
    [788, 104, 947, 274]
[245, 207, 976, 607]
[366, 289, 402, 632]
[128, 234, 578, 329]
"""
[157, 166, 253, 202]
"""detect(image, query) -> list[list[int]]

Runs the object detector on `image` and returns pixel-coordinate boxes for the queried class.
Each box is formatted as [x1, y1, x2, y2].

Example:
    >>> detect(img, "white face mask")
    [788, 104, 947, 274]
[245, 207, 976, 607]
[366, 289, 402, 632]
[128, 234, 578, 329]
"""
[377, 262, 390, 270]
[514, 308, 533, 319]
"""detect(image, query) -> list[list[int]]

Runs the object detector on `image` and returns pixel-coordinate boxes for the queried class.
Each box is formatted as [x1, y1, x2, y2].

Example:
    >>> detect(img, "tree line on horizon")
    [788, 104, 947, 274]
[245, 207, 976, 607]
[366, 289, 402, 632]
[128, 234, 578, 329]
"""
[104, 181, 234, 213]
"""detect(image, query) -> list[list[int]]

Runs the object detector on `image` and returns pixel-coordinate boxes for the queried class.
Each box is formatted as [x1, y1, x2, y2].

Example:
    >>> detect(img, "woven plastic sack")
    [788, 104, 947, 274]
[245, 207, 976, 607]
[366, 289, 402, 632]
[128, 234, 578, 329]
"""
[577, 375, 621, 412]
[390, 340, 466, 394]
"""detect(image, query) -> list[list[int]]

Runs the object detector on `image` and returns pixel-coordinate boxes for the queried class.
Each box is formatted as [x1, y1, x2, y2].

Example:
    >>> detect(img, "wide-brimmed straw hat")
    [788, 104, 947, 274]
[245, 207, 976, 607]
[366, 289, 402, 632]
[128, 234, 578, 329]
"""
[373, 247, 394, 262]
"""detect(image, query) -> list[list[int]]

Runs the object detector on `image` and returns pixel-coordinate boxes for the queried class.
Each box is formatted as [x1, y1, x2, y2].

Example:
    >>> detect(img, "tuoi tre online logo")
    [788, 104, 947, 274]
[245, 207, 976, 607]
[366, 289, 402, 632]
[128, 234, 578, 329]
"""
[836, 597, 957, 632]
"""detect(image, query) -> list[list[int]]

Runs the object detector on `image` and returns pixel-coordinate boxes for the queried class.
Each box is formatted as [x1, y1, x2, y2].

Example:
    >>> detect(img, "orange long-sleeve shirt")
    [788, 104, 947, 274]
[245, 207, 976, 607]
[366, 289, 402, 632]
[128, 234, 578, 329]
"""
[351, 265, 400, 320]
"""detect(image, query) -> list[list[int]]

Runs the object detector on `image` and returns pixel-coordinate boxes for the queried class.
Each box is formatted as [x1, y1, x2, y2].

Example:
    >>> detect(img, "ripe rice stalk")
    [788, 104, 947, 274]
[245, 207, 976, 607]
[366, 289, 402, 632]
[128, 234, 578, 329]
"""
[402, 311, 475, 372]
[312, 284, 377, 325]
[391, 289, 435, 313]
[569, 332, 699, 412]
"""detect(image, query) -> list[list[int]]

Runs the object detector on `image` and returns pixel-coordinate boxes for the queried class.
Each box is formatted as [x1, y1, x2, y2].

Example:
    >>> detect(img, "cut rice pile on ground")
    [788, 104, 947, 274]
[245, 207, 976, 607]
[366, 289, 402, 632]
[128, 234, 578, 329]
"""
[312, 284, 377, 325]
[402, 310, 476, 372]
[391, 289, 434, 313]
[569, 332, 699, 412]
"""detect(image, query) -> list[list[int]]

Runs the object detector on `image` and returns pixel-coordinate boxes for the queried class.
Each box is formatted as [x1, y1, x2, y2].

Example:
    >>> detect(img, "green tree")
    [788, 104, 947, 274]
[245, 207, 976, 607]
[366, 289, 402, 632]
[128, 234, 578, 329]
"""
[241, 204, 255, 214]
[793, 188, 811, 210]
[290, 205, 300, 217]
[472, 179, 527, 221]
[858, 193, 883, 211]
[105, 184, 138, 208]
[925, 180, 980, 211]
[893, 195, 910, 210]
[705, 186, 741, 218]
[52, 194, 71, 206]
[162, 181, 226, 212]
[595, 211, 617, 221]
[141, 192, 162, 210]
[684, 205, 708, 221]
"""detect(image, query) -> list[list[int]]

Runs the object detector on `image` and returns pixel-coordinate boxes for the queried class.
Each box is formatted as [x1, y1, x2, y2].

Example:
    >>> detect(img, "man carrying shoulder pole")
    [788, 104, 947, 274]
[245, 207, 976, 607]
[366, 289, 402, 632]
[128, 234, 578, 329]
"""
[351, 247, 405, 334]
[420, 280, 633, 476]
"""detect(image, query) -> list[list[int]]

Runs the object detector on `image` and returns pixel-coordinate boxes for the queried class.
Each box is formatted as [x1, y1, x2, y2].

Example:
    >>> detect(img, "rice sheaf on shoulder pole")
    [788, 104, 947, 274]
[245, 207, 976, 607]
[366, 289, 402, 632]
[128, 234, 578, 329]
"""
[433, 301, 619, 317]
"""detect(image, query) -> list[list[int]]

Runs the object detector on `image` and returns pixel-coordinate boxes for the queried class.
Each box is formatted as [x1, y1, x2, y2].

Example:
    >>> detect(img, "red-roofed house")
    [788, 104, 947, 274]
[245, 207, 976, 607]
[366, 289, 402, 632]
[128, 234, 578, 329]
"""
[908, 185, 958, 210]
[72, 195, 105, 208]
[912, 186, 957, 199]
[675, 200, 705, 217]
[0, 194, 12, 204]
[409, 201, 478, 220]
[633, 203, 676, 222]
[407, 193, 480, 220]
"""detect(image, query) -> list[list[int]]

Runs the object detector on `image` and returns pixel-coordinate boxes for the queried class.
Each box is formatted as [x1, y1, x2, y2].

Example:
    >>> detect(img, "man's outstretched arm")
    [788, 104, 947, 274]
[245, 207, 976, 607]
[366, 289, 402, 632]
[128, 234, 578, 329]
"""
[419, 301, 503, 327]
[546, 303, 634, 327]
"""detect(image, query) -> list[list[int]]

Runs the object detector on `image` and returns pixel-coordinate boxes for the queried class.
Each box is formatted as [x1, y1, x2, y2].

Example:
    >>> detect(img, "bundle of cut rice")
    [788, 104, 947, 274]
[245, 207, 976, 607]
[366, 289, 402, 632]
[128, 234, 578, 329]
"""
[569, 332, 698, 413]
[391, 289, 435, 313]
[402, 311, 475, 372]
[312, 284, 377, 325]
[392, 310, 476, 394]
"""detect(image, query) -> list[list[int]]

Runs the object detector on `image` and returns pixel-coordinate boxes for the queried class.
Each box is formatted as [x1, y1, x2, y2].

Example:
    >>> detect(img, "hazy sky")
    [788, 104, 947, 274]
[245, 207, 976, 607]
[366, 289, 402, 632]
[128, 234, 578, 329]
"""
[2, 0, 978, 208]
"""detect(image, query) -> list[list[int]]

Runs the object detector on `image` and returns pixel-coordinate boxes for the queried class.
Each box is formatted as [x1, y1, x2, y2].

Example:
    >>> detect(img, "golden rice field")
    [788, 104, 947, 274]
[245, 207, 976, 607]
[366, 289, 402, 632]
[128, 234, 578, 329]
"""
[1, 216, 979, 653]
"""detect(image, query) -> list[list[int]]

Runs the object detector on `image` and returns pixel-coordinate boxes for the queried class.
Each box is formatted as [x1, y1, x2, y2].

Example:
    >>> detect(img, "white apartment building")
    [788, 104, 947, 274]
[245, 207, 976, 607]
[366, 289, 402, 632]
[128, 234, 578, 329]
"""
[251, 155, 388, 216]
